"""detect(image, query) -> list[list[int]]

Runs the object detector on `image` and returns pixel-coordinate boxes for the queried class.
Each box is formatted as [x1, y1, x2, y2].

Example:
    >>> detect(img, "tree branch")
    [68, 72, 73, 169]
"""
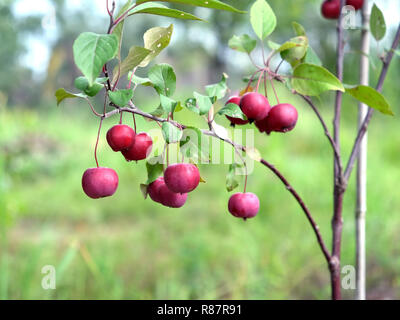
[344, 23, 400, 181]
[299, 94, 343, 180]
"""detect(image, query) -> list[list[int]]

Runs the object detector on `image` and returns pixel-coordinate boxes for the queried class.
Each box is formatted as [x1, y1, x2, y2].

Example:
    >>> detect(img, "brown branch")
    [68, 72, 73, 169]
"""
[344, 23, 400, 181]
[330, 0, 347, 301]
[299, 94, 343, 180]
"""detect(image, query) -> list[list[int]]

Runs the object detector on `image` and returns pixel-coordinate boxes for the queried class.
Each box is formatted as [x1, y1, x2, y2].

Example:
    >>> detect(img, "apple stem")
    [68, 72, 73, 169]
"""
[132, 113, 137, 132]
[119, 111, 123, 124]
[255, 72, 263, 92]
[244, 173, 248, 194]
[94, 118, 103, 168]
[263, 71, 268, 98]
[269, 76, 280, 104]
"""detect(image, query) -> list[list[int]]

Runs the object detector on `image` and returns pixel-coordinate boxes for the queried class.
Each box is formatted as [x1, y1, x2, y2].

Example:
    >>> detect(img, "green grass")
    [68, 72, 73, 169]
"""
[0, 93, 400, 299]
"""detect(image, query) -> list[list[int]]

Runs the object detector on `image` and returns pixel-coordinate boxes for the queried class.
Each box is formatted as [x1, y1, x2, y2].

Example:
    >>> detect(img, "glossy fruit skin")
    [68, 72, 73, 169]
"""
[239, 92, 271, 122]
[122, 132, 153, 161]
[321, 0, 340, 19]
[148, 177, 165, 203]
[106, 124, 136, 152]
[346, 0, 363, 10]
[255, 116, 270, 133]
[82, 167, 118, 199]
[164, 163, 200, 194]
[228, 192, 260, 219]
[225, 96, 249, 126]
[158, 184, 188, 208]
[265, 103, 298, 134]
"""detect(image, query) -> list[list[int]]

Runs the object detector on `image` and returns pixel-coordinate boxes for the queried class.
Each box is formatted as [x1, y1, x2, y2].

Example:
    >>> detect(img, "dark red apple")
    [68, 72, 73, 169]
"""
[164, 163, 200, 194]
[321, 0, 341, 19]
[106, 124, 136, 152]
[158, 184, 188, 208]
[239, 92, 271, 122]
[255, 116, 269, 133]
[228, 192, 260, 219]
[148, 177, 165, 204]
[122, 132, 153, 161]
[82, 167, 119, 199]
[265, 103, 298, 134]
[346, 0, 363, 10]
[225, 96, 249, 126]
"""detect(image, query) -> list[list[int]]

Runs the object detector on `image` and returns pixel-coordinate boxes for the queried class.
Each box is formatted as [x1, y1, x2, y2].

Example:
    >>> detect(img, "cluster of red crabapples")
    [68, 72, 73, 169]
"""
[81, 88, 299, 221]
[223, 91, 299, 219]
[321, 0, 364, 19]
[81, 118, 203, 209]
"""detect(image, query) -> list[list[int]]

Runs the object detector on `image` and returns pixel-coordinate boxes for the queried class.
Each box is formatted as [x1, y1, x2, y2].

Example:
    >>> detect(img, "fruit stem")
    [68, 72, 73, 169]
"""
[132, 113, 137, 132]
[119, 111, 123, 124]
[263, 71, 268, 98]
[255, 72, 263, 92]
[244, 172, 248, 194]
[94, 118, 104, 168]
[269, 76, 280, 104]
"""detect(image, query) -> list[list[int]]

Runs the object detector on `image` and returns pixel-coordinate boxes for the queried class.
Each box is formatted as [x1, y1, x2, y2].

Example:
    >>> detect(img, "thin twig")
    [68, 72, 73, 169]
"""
[344, 24, 400, 181]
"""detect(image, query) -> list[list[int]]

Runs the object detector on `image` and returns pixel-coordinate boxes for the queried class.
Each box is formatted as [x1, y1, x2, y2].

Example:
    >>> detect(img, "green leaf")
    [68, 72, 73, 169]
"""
[108, 89, 134, 106]
[145, 159, 164, 184]
[135, 0, 245, 13]
[346, 85, 394, 116]
[140, 184, 148, 199]
[180, 127, 203, 160]
[250, 0, 276, 40]
[205, 73, 228, 100]
[217, 103, 247, 120]
[228, 34, 257, 54]
[112, 0, 133, 54]
[226, 163, 243, 192]
[140, 24, 173, 67]
[129, 3, 204, 21]
[73, 32, 118, 85]
[292, 22, 306, 36]
[160, 94, 178, 114]
[74, 76, 90, 91]
[162, 122, 183, 143]
[55, 88, 86, 106]
[194, 92, 214, 115]
[280, 36, 308, 67]
[112, 46, 151, 83]
[185, 98, 199, 114]
[370, 4, 386, 41]
[292, 63, 345, 96]
[128, 73, 153, 86]
[268, 40, 280, 50]
[74, 76, 105, 96]
[149, 104, 165, 118]
[148, 63, 176, 97]
[304, 46, 322, 66]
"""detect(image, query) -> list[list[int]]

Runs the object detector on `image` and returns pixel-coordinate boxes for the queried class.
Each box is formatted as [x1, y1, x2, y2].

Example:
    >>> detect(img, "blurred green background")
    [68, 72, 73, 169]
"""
[0, 0, 399, 299]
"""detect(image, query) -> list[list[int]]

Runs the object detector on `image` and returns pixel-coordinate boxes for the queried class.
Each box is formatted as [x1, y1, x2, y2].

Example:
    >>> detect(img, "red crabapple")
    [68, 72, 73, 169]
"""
[82, 167, 119, 199]
[346, 0, 363, 10]
[106, 124, 135, 152]
[239, 92, 271, 122]
[122, 132, 153, 161]
[164, 163, 200, 194]
[228, 192, 260, 220]
[148, 177, 165, 204]
[158, 184, 188, 208]
[264, 103, 298, 134]
[321, 0, 341, 19]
